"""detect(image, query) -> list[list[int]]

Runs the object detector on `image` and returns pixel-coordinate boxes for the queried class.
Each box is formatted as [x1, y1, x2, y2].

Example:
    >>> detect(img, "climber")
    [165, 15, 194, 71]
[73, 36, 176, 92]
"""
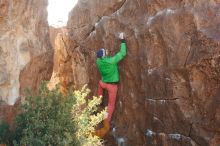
[96, 32, 127, 123]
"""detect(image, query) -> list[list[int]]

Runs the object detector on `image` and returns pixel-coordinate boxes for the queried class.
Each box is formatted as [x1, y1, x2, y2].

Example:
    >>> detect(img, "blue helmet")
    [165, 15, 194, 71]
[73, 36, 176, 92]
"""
[96, 48, 106, 58]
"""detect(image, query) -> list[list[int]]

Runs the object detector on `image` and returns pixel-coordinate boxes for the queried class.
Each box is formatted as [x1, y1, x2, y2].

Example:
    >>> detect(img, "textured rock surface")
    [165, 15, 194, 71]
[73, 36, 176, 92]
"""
[0, 0, 52, 105]
[51, 0, 220, 145]
[48, 28, 76, 92]
[0, 100, 20, 128]
[49, 26, 62, 49]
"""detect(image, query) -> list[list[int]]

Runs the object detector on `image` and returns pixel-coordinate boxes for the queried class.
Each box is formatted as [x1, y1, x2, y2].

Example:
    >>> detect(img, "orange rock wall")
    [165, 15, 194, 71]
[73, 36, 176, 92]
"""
[52, 0, 220, 145]
[0, 0, 53, 105]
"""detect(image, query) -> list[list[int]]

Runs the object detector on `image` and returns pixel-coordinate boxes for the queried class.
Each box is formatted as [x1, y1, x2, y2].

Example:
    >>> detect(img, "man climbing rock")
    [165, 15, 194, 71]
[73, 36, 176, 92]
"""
[95, 32, 126, 137]
[94, 32, 126, 137]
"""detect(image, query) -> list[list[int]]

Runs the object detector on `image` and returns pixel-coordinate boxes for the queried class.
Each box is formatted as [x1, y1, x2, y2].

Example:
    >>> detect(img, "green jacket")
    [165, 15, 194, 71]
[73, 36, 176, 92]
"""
[96, 40, 127, 83]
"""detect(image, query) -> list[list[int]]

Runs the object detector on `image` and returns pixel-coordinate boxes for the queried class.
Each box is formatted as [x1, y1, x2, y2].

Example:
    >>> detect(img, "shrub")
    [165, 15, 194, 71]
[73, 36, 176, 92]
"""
[72, 86, 106, 146]
[11, 83, 106, 146]
[0, 120, 12, 145]
[14, 83, 76, 146]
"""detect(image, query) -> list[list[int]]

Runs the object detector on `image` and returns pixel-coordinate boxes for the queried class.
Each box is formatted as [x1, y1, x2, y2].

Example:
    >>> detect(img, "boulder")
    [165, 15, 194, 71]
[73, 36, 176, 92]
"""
[50, 0, 220, 145]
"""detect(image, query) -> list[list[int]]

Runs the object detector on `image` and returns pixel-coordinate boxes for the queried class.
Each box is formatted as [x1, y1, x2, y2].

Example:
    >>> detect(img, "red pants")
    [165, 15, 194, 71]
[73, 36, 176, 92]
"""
[98, 81, 118, 122]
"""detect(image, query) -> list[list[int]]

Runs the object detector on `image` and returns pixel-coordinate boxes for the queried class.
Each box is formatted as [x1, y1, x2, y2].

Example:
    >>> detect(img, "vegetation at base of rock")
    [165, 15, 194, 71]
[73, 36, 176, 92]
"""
[0, 120, 14, 145]
[72, 85, 107, 146]
[0, 82, 106, 146]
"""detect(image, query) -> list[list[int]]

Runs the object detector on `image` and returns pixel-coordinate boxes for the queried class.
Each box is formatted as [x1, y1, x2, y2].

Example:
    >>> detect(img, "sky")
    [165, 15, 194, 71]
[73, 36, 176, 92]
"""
[47, 0, 78, 27]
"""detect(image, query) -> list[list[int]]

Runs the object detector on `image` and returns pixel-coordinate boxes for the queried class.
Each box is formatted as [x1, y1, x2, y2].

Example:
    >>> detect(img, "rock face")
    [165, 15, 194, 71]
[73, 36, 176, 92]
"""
[0, 99, 20, 128]
[49, 26, 63, 49]
[52, 0, 220, 145]
[0, 0, 52, 105]
[48, 28, 75, 92]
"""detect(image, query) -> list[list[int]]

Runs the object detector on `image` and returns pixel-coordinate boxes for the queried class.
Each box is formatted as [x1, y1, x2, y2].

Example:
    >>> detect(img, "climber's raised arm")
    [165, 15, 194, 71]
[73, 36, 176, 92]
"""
[109, 32, 127, 64]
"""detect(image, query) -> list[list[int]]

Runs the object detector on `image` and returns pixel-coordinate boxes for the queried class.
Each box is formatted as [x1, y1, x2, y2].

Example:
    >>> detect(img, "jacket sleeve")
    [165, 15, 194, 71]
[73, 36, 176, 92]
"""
[108, 39, 127, 64]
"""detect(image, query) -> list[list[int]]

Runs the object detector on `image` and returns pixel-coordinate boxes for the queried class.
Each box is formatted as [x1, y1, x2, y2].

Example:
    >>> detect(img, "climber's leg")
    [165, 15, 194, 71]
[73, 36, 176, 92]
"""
[106, 84, 118, 122]
[97, 80, 104, 97]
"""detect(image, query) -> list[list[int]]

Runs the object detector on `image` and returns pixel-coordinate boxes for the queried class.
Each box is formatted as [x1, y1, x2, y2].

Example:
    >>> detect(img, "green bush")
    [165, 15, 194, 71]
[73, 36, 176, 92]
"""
[14, 83, 77, 146]
[8, 83, 106, 146]
[72, 85, 106, 146]
[0, 120, 12, 144]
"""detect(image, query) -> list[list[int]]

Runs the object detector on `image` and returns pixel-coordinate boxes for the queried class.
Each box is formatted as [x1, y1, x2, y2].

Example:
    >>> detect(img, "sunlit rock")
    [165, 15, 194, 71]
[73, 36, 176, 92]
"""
[0, 0, 52, 105]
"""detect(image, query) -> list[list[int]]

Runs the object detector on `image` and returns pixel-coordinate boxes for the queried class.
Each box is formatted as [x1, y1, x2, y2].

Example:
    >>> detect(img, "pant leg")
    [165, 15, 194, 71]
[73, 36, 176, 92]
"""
[97, 81, 104, 97]
[106, 84, 118, 122]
